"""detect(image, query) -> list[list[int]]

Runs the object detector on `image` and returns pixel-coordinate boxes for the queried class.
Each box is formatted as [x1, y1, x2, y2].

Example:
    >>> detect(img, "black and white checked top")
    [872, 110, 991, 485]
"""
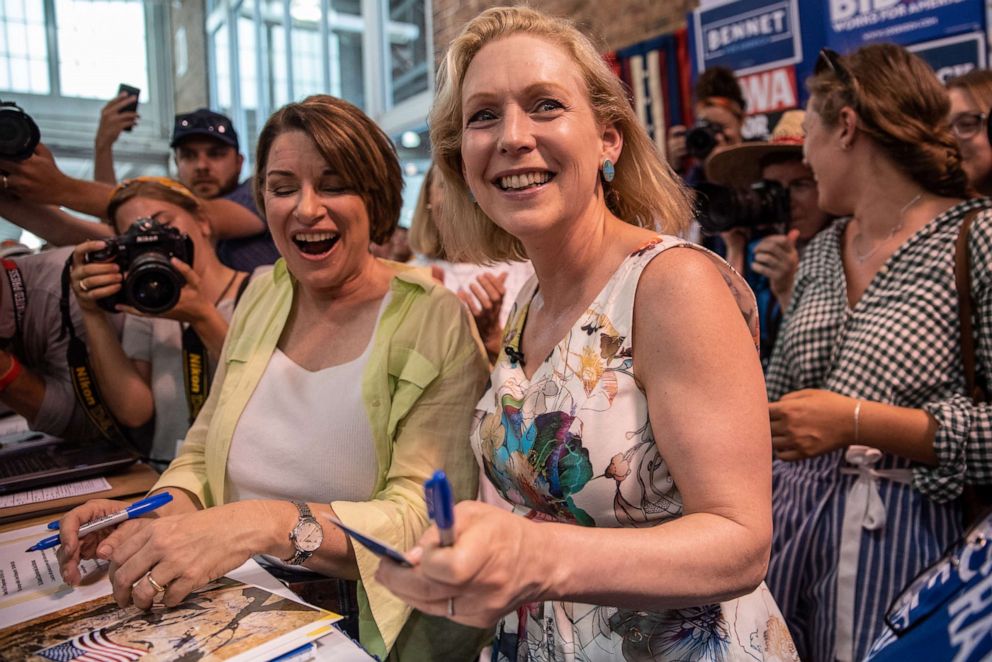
[766, 197, 992, 502]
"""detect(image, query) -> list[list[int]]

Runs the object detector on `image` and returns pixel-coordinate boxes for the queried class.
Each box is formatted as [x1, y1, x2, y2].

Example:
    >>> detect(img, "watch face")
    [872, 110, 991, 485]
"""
[294, 520, 323, 552]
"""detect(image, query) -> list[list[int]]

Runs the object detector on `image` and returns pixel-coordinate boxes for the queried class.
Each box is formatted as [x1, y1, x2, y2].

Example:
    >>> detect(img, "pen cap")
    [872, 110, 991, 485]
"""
[425, 470, 454, 529]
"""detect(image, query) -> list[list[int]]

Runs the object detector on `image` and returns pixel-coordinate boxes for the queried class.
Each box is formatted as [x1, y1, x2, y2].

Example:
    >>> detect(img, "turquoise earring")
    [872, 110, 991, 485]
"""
[602, 159, 615, 183]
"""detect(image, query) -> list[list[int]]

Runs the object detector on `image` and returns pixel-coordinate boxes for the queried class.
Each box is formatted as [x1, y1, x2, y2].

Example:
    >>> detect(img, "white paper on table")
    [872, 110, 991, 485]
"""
[0, 477, 112, 508]
[0, 522, 111, 630]
[228, 559, 374, 661]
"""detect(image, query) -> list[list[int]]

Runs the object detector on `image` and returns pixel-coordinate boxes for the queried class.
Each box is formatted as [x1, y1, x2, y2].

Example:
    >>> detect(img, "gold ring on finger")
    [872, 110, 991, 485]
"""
[145, 572, 168, 593]
[447, 596, 455, 617]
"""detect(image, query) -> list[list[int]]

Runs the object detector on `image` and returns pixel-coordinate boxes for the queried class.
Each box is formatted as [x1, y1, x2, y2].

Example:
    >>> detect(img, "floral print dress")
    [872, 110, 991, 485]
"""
[472, 235, 798, 662]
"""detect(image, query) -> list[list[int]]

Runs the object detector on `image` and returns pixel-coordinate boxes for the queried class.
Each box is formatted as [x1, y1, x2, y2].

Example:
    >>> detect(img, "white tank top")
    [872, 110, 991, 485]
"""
[225, 297, 388, 505]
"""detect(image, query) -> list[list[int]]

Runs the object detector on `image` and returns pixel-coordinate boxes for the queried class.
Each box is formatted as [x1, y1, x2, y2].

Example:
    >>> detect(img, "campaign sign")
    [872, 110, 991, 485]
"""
[692, 0, 803, 75]
[824, 0, 983, 53]
[907, 32, 987, 84]
[736, 66, 798, 141]
[738, 65, 798, 115]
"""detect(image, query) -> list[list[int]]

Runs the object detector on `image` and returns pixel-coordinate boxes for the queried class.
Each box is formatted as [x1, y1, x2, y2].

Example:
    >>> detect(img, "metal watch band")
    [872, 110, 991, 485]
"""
[287, 500, 319, 565]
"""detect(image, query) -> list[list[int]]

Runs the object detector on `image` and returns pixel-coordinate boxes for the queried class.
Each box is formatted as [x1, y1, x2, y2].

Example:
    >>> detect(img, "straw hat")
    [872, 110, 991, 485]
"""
[704, 109, 805, 189]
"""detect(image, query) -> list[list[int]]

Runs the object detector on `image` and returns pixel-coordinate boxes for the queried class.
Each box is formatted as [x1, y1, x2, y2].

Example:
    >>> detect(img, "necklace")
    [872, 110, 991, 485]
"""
[212, 270, 240, 306]
[853, 192, 923, 264]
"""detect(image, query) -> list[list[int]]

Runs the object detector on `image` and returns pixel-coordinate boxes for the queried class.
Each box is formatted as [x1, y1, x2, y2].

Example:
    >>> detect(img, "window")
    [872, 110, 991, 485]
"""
[388, 0, 427, 105]
[0, 0, 49, 94]
[0, 0, 171, 138]
[55, 0, 149, 100]
[0, 0, 173, 243]
[208, 0, 432, 182]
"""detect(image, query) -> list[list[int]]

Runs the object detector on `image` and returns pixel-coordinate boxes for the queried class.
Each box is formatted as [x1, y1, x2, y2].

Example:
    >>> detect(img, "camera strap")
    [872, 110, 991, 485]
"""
[58, 256, 134, 448]
[180, 326, 209, 425]
[2, 259, 27, 357]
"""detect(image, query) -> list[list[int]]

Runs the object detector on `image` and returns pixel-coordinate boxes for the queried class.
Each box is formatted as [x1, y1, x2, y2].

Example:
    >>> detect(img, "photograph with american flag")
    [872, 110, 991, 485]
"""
[0, 577, 334, 661]
[37, 627, 145, 662]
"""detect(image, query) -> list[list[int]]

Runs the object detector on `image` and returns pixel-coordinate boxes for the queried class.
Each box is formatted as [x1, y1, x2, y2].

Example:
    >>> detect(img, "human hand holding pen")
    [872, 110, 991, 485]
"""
[31, 493, 173, 548]
[56, 491, 184, 587]
[377, 499, 552, 628]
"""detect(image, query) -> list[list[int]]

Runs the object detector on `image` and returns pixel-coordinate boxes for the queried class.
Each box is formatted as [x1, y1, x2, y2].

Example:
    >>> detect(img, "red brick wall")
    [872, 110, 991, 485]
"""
[432, 0, 697, 63]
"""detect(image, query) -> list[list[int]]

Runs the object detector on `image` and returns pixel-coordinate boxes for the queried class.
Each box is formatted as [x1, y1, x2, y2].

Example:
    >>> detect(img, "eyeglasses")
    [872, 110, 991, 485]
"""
[815, 48, 860, 104]
[949, 112, 988, 140]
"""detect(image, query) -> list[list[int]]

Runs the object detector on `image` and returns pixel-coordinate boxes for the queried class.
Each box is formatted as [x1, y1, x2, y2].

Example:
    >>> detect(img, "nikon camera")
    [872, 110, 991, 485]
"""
[84, 218, 194, 314]
[693, 180, 791, 236]
[0, 100, 41, 161]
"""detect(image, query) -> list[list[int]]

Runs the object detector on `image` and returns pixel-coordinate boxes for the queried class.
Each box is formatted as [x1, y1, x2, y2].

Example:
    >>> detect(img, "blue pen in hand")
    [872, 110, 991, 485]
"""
[26, 492, 173, 552]
[425, 471, 458, 618]
[425, 470, 455, 547]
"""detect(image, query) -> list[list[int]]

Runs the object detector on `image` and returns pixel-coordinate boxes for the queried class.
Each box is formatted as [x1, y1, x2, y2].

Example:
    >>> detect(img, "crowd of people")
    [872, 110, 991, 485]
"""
[0, 5, 990, 661]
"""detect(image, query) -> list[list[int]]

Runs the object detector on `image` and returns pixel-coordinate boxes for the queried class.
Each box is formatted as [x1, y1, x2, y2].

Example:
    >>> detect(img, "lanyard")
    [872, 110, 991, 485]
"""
[2, 259, 26, 356]
[59, 256, 135, 449]
[181, 325, 209, 424]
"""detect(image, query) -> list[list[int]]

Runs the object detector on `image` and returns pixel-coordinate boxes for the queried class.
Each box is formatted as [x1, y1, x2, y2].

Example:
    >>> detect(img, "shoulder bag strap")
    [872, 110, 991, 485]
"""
[955, 208, 987, 404]
[955, 207, 992, 524]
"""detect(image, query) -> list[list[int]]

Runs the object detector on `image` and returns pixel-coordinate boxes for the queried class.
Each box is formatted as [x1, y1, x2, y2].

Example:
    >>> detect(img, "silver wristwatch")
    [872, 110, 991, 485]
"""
[286, 501, 323, 566]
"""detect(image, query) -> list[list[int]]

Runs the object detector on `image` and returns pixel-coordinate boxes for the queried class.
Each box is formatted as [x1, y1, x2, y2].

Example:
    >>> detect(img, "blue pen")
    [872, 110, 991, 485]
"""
[424, 470, 455, 547]
[26, 492, 173, 552]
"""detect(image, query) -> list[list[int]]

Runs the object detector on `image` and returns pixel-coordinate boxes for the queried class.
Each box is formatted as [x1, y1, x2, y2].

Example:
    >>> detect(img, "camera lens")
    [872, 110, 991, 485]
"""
[686, 127, 718, 161]
[694, 181, 790, 234]
[124, 254, 184, 314]
[0, 103, 41, 161]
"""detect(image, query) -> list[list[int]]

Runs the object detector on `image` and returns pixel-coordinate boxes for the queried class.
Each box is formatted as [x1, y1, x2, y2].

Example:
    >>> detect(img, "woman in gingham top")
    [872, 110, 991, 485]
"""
[765, 44, 992, 662]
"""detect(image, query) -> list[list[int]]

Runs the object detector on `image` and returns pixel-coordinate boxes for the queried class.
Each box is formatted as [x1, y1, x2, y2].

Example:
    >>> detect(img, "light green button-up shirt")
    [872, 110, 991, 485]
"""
[153, 259, 490, 660]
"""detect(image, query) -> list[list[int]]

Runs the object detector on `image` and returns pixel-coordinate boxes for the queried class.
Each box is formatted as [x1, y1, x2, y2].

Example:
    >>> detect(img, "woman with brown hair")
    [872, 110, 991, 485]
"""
[765, 44, 992, 661]
[947, 69, 992, 195]
[378, 6, 795, 661]
[56, 96, 490, 661]
[69, 177, 248, 466]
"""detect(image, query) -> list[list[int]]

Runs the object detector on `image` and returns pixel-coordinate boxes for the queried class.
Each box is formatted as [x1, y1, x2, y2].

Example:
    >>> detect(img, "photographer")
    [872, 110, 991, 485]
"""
[69, 177, 247, 466]
[0, 241, 122, 441]
[702, 110, 832, 365]
[667, 67, 746, 186]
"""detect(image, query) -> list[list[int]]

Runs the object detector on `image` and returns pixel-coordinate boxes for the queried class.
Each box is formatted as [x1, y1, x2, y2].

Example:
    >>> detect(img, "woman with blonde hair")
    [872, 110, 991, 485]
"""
[378, 6, 795, 660]
[409, 164, 533, 360]
[947, 69, 992, 195]
[765, 45, 992, 660]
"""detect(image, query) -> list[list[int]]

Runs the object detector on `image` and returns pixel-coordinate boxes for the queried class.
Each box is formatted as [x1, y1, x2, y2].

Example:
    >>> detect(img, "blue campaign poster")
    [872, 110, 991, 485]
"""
[823, 0, 983, 53]
[691, 0, 803, 74]
[908, 32, 987, 83]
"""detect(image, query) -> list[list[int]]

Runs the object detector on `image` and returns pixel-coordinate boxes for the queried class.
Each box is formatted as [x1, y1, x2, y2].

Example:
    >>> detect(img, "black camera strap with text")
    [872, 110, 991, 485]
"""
[180, 325, 209, 424]
[2, 259, 27, 357]
[58, 256, 134, 448]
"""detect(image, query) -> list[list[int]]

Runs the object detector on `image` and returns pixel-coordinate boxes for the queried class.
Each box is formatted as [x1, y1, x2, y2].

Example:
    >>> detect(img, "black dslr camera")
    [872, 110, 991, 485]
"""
[84, 218, 194, 314]
[694, 180, 791, 235]
[685, 119, 725, 161]
[0, 100, 41, 161]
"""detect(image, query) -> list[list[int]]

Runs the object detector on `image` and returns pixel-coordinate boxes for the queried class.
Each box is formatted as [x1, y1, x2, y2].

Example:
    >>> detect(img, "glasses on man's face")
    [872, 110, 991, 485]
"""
[950, 112, 988, 141]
